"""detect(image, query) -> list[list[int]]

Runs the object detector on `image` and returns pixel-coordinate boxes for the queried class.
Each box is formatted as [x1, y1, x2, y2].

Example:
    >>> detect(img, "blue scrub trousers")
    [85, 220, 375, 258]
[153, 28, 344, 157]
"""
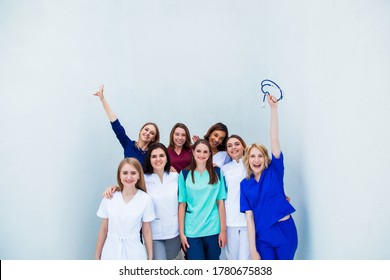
[186, 234, 221, 260]
[257, 216, 298, 260]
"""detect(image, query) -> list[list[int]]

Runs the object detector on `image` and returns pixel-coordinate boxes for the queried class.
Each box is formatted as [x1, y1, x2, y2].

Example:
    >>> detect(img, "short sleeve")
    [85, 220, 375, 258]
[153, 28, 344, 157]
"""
[271, 152, 284, 175]
[142, 195, 156, 222]
[217, 170, 227, 201]
[96, 198, 108, 218]
[223, 152, 232, 165]
[240, 180, 251, 213]
[178, 171, 187, 203]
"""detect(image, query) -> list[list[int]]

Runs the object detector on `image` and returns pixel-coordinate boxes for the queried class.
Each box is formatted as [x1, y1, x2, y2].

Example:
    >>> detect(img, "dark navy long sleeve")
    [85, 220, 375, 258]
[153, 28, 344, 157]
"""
[110, 119, 147, 167]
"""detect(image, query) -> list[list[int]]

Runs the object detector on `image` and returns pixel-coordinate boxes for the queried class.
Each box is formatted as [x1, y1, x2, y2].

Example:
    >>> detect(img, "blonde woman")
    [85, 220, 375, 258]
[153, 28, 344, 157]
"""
[240, 95, 297, 260]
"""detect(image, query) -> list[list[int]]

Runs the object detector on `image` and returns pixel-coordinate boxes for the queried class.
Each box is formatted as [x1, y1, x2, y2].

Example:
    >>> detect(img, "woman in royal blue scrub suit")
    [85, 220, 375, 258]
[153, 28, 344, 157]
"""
[240, 94, 298, 260]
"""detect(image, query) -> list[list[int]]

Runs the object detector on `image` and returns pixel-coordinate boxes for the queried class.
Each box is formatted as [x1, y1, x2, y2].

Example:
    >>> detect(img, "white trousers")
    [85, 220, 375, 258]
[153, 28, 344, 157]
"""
[225, 226, 250, 260]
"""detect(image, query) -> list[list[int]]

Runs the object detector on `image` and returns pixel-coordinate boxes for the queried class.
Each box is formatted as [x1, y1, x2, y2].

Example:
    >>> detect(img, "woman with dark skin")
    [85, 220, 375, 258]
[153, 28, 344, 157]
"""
[193, 122, 231, 167]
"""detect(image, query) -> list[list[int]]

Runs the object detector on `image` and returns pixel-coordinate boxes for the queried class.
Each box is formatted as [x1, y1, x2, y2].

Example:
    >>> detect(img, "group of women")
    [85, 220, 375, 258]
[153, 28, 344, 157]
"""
[94, 85, 298, 261]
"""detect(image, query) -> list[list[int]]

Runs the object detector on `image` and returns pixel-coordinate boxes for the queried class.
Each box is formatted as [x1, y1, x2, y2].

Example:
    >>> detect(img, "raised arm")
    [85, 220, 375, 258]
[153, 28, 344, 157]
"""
[267, 95, 281, 158]
[93, 85, 118, 122]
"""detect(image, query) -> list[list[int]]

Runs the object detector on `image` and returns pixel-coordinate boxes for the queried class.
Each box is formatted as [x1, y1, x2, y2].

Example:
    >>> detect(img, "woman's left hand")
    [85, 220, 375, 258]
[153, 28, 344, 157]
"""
[218, 230, 227, 248]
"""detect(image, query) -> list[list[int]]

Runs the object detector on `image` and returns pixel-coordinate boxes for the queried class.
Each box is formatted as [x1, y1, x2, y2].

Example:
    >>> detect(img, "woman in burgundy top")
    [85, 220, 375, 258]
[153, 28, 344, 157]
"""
[167, 123, 193, 173]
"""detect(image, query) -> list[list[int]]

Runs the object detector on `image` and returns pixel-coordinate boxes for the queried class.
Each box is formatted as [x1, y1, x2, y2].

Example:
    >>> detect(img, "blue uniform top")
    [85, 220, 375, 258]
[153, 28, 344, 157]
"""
[111, 119, 147, 167]
[240, 152, 295, 235]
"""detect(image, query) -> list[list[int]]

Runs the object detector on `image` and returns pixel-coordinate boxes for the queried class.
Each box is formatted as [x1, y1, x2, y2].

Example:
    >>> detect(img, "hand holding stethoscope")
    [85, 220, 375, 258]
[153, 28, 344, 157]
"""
[260, 79, 283, 108]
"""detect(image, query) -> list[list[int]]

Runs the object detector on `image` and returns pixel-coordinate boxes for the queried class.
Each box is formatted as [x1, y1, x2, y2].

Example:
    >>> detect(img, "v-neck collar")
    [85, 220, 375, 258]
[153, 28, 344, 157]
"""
[121, 189, 139, 205]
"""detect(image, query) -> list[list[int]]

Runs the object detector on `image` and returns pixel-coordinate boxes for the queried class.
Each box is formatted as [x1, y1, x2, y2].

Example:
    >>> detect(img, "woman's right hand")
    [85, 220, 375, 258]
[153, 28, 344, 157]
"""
[192, 135, 199, 143]
[267, 94, 278, 108]
[102, 185, 118, 199]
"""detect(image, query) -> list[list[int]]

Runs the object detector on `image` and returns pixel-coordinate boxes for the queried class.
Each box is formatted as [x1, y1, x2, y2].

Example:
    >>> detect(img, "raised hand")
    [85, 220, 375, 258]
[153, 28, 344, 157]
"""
[192, 135, 199, 143]
[93, 84, 105, 100]
[93, 84, 118, 122]
[267, 94, 278, 108]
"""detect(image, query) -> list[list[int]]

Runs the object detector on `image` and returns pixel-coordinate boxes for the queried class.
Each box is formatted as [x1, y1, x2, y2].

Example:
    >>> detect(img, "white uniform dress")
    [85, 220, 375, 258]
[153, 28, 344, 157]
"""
[144, 172, 179, 240]
[97, 190, 155, 260]
[221, 158, 250, 260]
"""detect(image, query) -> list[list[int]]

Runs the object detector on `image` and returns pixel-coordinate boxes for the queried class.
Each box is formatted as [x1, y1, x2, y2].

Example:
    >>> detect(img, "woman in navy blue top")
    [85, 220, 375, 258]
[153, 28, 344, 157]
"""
[240, 94, 298, 260]
[94, 85, 160, 167]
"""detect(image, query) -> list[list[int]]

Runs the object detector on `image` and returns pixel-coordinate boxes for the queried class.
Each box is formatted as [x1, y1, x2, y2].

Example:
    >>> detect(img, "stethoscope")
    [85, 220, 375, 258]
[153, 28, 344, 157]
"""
[260, 79, 283, 108]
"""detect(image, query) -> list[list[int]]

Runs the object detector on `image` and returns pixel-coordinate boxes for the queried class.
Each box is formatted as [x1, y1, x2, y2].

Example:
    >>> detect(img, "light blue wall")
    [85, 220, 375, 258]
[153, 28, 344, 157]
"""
[1, 0, 389, 259]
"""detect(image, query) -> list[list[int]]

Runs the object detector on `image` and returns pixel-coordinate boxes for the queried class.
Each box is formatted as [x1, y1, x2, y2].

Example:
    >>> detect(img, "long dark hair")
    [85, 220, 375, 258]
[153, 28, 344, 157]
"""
[204, 122, 229, 151]
[144, 143, 171, 174]
[188, 139, 218, 185]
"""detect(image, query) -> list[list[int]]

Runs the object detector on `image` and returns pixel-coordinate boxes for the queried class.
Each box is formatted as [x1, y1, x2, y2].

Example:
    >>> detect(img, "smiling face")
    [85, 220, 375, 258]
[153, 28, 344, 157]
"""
[193, 142, 211, 166]
[173, 127, 187, 148]
[150, 147, 167, 172]
[226, 137, 245, 161]
[248, 147, 266, 177]
[119, 163, 140, 189]
[139, 124, 157, 144]
[208, 129, 226, 150]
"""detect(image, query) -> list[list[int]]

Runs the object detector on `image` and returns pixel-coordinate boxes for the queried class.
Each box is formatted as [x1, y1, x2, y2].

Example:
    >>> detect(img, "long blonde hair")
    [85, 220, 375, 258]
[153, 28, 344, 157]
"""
[116, 158, 146, 192]
[243, 144, 271, 179]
